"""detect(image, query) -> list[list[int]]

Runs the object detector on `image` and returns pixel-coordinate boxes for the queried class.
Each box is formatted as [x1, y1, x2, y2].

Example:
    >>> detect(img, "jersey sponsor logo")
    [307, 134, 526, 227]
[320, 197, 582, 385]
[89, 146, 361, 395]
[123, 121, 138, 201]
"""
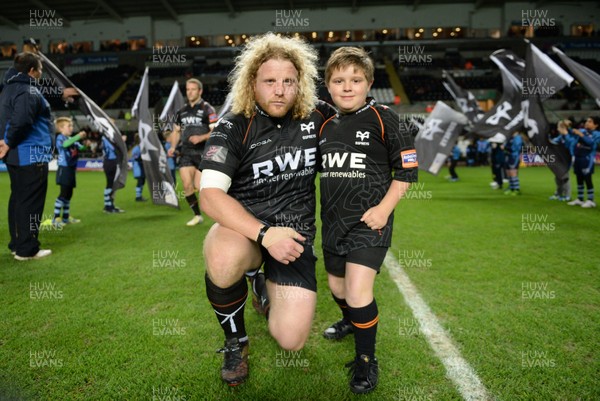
[301, 122, 315, 133]
[355, 130, 370, 146]
[252, 147, 317, 178]
[401, 149, 418, 168]
[181, 116, 205, 126]
[321, 152, 367, 169]
[356, 131, 370, 141]
[249, 138, 272, 150]
[215, 117, 233, 129]
[204, 145, 228, 163]
[210, 131, 228, 140]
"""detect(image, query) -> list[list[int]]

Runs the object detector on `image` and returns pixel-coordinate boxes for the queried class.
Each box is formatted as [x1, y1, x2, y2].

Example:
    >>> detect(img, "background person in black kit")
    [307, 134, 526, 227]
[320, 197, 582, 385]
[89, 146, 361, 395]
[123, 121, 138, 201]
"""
[167, 78, 217, 226]
[198, 33, 335, 387]
[319, 47, 418, 394]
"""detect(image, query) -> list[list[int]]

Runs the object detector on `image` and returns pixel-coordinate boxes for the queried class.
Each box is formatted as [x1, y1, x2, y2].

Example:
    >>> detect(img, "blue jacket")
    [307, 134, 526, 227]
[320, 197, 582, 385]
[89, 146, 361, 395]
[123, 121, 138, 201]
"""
[102, 136, 117, 160]
[0, 67, 54, 166]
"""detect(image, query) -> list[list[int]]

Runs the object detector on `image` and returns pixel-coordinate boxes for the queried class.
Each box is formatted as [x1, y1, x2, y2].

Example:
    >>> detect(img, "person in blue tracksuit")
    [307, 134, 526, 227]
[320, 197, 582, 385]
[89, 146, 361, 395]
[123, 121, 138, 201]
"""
[53, 117, 87, 224]
[131, 137, 147, 202]
[449, 143, 461, 181]
[504, 132, 524, 195]
[101, 135, 124, 213]
[0, 52, 54, 260]
[556, 117, 600, 208]
[163, 130, 177, 186]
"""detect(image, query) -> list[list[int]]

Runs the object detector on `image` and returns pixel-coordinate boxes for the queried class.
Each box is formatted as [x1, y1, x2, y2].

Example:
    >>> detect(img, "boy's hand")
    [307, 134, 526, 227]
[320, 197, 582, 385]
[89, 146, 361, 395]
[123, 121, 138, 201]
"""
[360, 205, 389, 230]
[78, 131, 87, 139]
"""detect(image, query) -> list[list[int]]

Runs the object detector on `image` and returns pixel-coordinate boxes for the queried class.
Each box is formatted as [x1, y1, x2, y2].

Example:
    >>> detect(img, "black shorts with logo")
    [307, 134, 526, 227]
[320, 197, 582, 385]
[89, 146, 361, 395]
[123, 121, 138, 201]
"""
[179, 147, 203, 170]
[260, 244, 317, 292]
[323, 246, 388, 277]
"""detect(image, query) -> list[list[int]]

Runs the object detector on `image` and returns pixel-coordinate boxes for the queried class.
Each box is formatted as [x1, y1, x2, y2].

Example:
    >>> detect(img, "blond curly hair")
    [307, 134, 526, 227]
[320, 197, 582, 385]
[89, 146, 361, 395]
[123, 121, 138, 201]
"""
[228, 33, 319, 120]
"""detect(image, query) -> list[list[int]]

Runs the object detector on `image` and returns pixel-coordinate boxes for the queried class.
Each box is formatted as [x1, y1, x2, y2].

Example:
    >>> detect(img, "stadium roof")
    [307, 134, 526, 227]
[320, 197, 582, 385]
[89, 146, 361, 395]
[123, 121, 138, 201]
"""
[0, 0, 574, 28]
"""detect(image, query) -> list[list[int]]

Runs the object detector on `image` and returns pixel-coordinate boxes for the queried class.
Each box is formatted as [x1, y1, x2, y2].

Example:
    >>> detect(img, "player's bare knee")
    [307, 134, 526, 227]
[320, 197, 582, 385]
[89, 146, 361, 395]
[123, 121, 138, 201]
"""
[273, 332, 307, 351]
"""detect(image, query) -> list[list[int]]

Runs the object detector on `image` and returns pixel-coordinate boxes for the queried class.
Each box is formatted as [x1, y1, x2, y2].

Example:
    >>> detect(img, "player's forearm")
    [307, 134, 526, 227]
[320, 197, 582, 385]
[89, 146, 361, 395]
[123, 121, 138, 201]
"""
[200, 188, 263, 241]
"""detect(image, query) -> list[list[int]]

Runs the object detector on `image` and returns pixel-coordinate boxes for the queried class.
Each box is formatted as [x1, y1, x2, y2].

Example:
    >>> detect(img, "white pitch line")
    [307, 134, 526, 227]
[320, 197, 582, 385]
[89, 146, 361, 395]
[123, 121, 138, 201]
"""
[384, 252, 493, 401]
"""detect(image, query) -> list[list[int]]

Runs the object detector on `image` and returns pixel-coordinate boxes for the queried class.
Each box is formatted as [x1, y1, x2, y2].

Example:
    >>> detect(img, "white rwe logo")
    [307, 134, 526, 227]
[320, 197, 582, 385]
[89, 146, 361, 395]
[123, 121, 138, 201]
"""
[356, 131, 370, 141]
[252, 147, 317, 178]
[301, 122, 315, 133]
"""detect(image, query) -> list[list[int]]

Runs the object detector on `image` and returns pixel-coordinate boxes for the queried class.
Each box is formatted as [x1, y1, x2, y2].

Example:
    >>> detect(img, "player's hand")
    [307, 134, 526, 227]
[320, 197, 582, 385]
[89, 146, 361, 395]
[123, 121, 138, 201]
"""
[78, 131, 87, 139]
[61, 87, 79, 103]
[189, 135, 202, 145]
[263, 227, 305, 265]
[0, 140, 8, 159]
[360, 206, 389, 231]
[167, 147, 175, 157]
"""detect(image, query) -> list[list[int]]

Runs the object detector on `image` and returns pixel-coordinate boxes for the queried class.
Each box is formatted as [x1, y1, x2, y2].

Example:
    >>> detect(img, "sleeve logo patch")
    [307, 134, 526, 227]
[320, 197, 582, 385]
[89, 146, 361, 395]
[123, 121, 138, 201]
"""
[401, 150, 418, 168]
[204, 145, 228, 163]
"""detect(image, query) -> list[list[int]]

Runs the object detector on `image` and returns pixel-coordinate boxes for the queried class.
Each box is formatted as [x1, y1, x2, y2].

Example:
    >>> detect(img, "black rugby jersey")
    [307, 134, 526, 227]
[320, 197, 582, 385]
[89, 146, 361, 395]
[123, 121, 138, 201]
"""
[200, 101, 335, 243]
[175, 100, 218, 152]
[319, 98, 418, 255]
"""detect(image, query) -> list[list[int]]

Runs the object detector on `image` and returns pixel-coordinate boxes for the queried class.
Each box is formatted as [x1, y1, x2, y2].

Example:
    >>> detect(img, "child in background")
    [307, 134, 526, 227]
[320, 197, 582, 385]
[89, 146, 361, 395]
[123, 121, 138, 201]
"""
[163, 130, 177, 186]
[53, 117, 87, 225]
[557, 117, 600, 208]
[131, 135, 147, 202]
[449, 143, 460, 181]
[319, 47, 418, 394]
[504, 131, 523, 195]
[101, 135, 125, 213]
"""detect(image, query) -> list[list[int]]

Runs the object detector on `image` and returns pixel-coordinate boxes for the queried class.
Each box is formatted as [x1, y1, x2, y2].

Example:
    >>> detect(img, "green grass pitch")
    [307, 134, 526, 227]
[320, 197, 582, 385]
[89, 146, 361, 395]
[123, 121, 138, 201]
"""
[0, 166, 598, 400]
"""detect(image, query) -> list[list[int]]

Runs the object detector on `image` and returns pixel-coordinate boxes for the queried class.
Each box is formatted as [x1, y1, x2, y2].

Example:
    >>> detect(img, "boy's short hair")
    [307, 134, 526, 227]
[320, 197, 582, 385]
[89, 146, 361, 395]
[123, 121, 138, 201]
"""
[589, 116, 600, 128]
[55, 116, 72, 130]
[186, 78, 202, 90]
[325, 47, 374, 84]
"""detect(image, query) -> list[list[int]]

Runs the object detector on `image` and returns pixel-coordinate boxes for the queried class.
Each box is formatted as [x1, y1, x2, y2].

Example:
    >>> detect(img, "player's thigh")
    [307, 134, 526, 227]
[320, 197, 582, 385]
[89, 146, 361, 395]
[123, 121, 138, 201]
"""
[203, 223, 262, 286]
[179, 166, 196, 186]
[267, 281, 316, 349]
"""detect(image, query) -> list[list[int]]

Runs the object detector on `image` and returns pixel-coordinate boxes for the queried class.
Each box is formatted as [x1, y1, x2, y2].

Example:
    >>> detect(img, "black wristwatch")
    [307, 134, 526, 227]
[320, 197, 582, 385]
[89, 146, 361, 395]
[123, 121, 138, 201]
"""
[256, 225, 270, 246]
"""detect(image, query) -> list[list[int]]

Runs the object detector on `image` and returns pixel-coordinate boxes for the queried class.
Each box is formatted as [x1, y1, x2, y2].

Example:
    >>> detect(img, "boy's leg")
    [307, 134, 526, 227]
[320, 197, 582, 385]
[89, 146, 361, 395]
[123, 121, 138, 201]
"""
[343, 247, 387, 394]
[322, 250, 353, 340]
[61, 186, 74, 220]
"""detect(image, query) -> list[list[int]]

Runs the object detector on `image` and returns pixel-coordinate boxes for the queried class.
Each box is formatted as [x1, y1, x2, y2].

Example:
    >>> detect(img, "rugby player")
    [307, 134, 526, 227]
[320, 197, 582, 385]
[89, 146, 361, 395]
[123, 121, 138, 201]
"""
[199, 33, 334, 386]
[168, 78, 218, 226]
[319, 47, 418, 394]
